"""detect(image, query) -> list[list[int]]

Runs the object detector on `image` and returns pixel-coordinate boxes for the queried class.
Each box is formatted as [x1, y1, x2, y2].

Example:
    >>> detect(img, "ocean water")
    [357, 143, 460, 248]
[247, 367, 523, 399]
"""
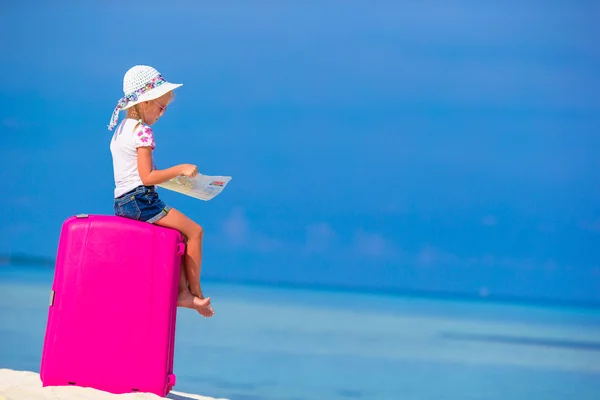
[1, 266, 600, 400]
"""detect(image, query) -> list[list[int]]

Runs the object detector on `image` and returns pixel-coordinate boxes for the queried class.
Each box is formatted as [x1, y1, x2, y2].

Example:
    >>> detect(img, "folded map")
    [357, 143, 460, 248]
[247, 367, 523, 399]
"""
[157, 174, 232, 201]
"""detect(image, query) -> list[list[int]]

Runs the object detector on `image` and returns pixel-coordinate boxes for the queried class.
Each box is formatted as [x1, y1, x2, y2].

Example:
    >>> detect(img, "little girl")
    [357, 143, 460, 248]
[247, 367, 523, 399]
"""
[108, 65, 214, 318]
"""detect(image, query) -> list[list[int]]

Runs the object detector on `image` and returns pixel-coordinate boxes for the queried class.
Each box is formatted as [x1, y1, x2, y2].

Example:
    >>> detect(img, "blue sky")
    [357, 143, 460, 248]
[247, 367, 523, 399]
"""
[1, 1, 599, 302]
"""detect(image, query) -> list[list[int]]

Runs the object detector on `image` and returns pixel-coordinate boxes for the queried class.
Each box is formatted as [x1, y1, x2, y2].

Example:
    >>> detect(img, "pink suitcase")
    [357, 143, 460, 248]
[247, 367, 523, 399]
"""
[40, 214, 185, 396]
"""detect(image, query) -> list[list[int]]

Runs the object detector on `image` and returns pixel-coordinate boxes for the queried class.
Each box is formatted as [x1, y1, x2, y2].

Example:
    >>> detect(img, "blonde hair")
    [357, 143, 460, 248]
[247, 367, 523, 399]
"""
[126, 90, 173, 129]
[127, 104, 146, 130]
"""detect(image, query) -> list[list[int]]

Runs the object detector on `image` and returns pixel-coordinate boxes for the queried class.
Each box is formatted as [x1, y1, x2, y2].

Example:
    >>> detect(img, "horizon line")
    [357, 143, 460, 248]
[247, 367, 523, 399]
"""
[1, 253, 599, 311]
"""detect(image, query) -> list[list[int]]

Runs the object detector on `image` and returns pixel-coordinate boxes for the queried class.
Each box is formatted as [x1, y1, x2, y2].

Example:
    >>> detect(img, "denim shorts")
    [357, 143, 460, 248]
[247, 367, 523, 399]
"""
[113, 185, 171, 224]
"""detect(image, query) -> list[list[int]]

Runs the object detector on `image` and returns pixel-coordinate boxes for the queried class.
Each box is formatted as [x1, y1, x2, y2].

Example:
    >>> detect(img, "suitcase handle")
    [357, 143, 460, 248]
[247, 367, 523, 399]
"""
[177, 243, 186, 256]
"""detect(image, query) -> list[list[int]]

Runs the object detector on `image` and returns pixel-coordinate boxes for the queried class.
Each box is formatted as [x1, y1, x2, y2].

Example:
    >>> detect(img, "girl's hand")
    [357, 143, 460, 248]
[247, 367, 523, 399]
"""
[180, 164, 198, 178]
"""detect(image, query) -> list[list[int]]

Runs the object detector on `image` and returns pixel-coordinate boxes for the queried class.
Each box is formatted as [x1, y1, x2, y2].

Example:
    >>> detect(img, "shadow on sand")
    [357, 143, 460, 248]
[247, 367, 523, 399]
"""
[168, 391, 228, 400]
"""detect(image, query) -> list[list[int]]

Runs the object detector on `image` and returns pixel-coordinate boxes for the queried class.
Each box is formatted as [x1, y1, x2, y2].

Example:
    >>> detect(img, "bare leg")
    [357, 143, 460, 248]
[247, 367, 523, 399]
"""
[155, 208, 214, 317]
[175, 260, 211, 312]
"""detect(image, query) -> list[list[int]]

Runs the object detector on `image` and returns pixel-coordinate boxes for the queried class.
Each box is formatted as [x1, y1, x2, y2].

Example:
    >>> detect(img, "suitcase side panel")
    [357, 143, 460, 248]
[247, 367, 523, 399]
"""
[40, 215, 183, 395]
[162, 236, 184, 394]
[151, 226, 183, 395]
[40, 215, 90, 384]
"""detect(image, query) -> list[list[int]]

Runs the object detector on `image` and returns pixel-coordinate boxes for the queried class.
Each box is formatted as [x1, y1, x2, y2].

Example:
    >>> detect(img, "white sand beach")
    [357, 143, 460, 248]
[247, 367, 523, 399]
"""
[0, 369, 228, 400]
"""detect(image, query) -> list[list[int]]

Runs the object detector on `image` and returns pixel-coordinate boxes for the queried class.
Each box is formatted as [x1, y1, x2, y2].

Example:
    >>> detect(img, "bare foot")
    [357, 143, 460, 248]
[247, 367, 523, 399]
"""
[190, 288, 215, 318]
[177, 290, 214, 317]
[177, 290, 198, 310]
[194, 296, 214, 318]
[197, 301, 215, 318]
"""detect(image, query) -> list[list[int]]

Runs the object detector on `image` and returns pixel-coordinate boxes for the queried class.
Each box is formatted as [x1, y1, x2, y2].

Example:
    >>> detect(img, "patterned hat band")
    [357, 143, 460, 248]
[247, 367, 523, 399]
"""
[107, 75, 167, 131]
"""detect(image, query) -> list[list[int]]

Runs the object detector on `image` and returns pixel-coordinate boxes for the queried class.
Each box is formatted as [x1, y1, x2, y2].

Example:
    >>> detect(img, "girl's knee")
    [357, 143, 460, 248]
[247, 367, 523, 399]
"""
[189, 224, 203, 241]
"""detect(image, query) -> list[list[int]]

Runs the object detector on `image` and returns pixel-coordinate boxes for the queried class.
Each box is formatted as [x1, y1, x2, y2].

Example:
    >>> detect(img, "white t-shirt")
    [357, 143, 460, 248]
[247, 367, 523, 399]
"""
[110, 118, 157, 198]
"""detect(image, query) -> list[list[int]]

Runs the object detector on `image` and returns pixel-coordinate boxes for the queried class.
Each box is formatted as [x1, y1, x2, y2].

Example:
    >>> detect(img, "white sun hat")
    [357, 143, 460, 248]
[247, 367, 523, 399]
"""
[107, 65, 183, 130]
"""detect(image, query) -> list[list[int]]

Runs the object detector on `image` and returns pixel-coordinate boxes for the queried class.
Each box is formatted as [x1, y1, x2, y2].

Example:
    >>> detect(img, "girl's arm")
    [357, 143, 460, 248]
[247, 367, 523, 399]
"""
[137, 147, 186, 186]
[134, 124, 198, 185]
[137, 147, 183, 186]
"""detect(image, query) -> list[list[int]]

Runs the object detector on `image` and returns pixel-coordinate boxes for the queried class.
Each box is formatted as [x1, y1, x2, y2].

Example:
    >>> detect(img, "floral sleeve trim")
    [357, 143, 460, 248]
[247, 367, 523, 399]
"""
[134, 124, 156, 150]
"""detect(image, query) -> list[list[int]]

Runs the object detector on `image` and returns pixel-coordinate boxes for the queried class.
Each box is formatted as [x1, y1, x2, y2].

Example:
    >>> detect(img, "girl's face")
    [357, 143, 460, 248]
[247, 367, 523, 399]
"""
[136, 91, 174, 125]
[127, 91, 175, 125]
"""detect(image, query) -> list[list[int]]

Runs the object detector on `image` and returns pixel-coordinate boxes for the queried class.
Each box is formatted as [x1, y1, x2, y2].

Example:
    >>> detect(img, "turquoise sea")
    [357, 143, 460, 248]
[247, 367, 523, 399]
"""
[1, 266, 600, 400]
